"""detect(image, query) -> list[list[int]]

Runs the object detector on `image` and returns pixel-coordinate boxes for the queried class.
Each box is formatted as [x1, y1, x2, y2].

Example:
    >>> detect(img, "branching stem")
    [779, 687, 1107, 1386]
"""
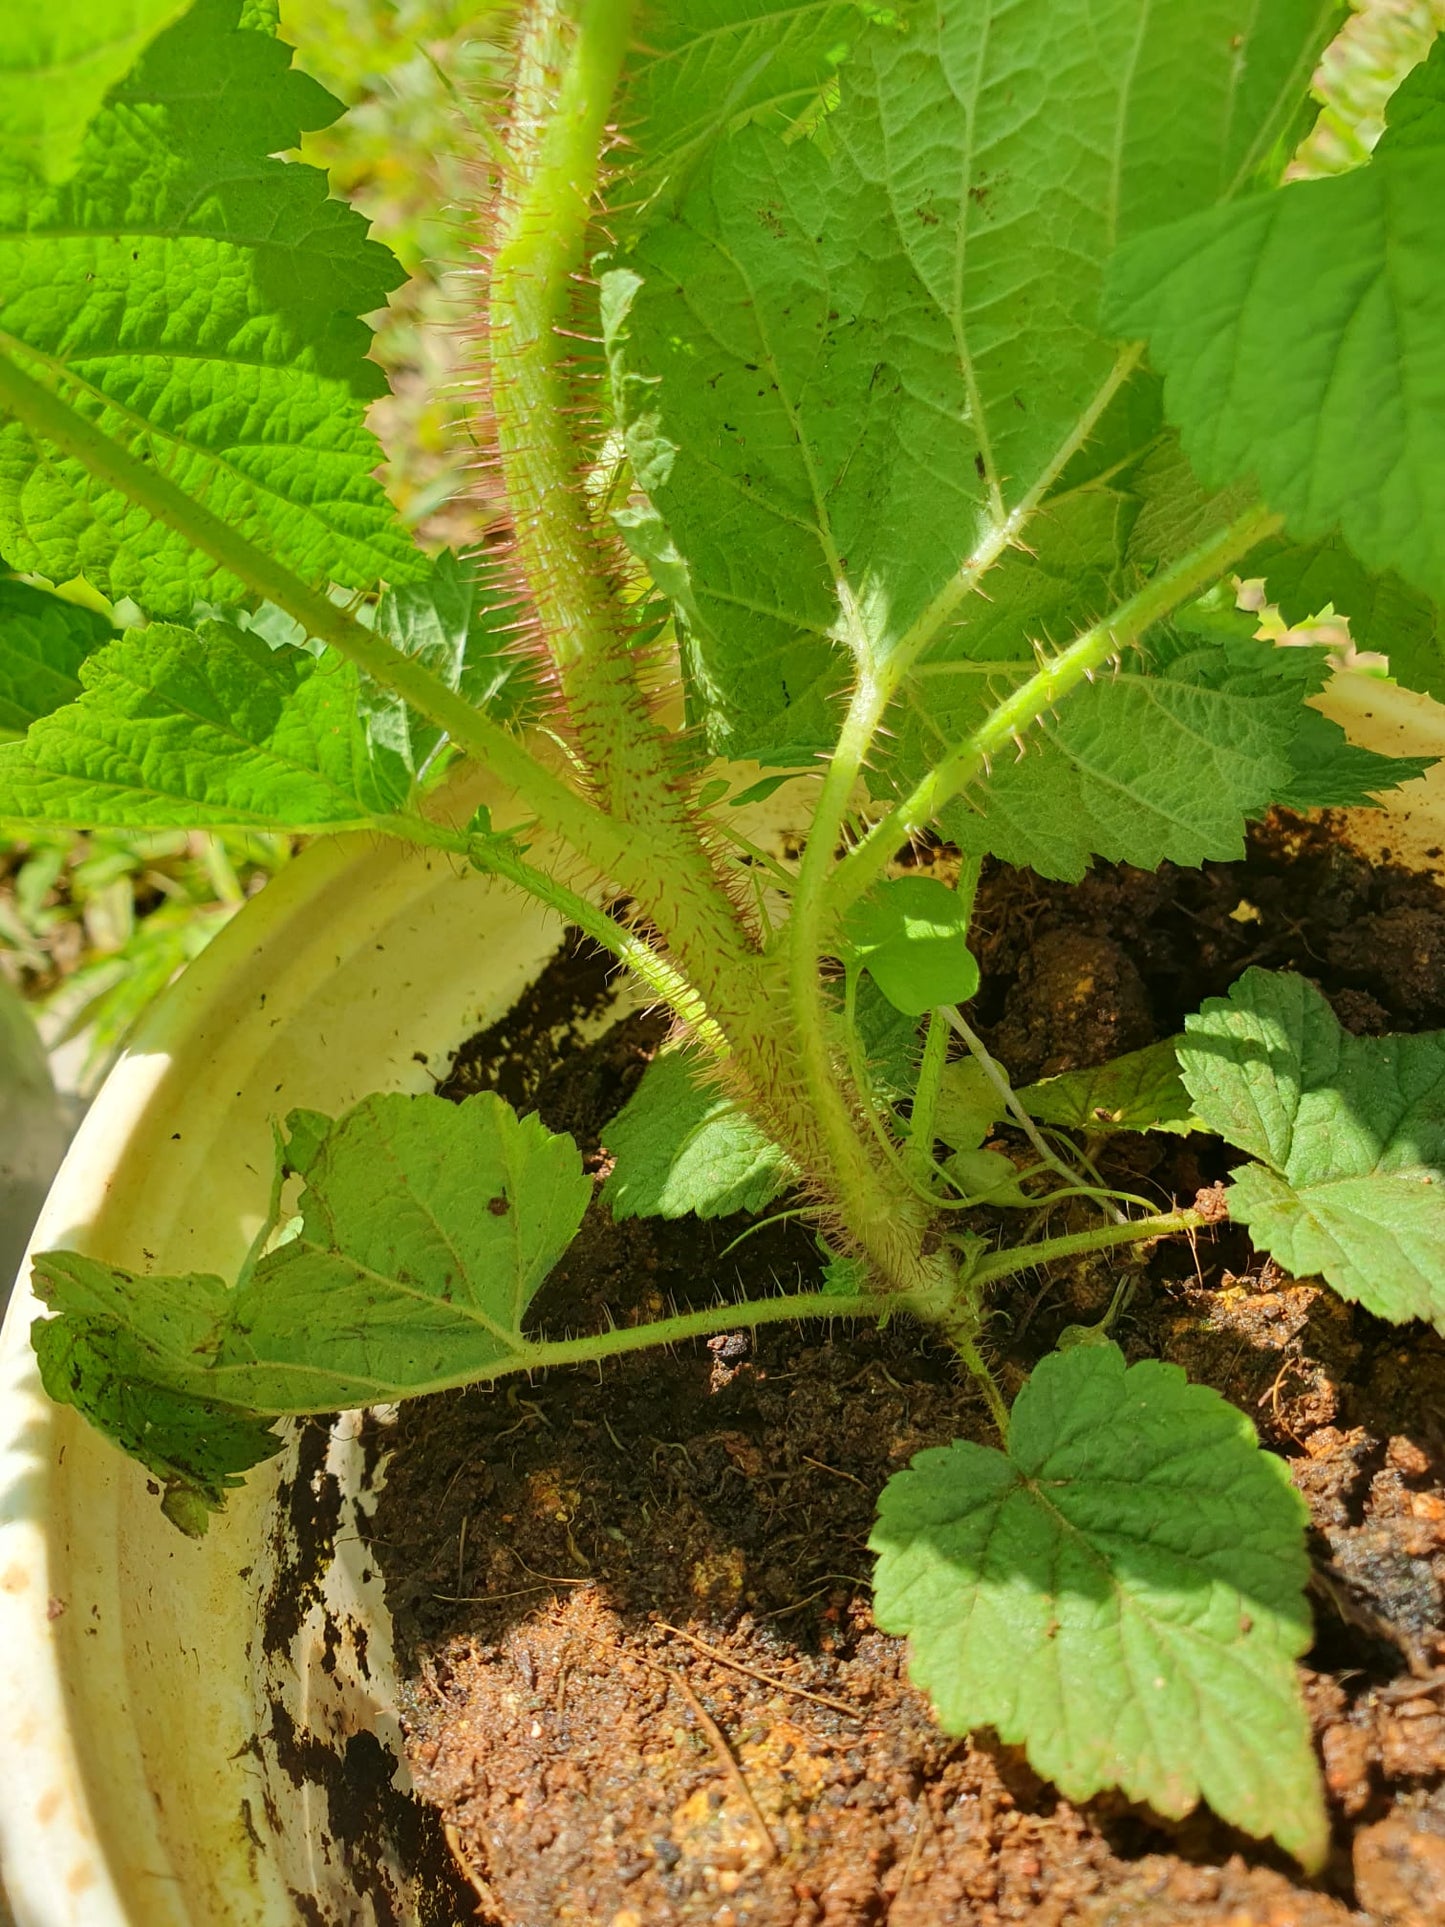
[824, 504, 1284, 923]
[943, 1005, 1124, 1221]
[374, 811, 726, 1055]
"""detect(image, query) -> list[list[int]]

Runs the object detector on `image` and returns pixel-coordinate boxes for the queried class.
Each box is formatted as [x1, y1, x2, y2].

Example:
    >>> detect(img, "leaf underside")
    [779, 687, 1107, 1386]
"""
[1178, 968, 1445, 1330]
[871, 1342, 1325, 1867]
[604, 0, 1374, 877]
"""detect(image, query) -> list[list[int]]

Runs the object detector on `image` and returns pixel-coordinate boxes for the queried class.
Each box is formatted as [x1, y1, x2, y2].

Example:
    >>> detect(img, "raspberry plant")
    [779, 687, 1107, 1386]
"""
[6, 0, 1445, 1866]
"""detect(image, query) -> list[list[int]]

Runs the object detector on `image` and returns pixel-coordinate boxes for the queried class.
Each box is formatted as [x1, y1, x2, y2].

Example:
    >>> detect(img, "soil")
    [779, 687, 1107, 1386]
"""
[372, 811, 1445, 1927]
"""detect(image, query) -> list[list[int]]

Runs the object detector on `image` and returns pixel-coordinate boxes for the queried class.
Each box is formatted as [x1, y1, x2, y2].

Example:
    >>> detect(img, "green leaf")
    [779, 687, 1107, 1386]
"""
[850, 971, 924, 1102]
[0, 619, 405, 830]
[280, 1106, 331, 1181]
[32, 1307, 281, 1536]
[601, 1048, 796, 1220]
[840, 876, 978, 1016]
[32, 1090, 593, 1417]
[1247, 534, 1445, 702]
[360, 551, 538, 777]
[0, 0, 424, 612]
[943, 1147, 1030, 1206]
[1105, 37, 1445, 611]
[1178, 969, 1445, 1329]
[1020, 1039, 1202, 1137]
[934, 1058, 1007, 1152]
[934, 625, 1421, 883]
[871, 1342, 1325, 1867]
[620, 0, 875, 208]
[606, 0, 1338, 757]
[0, 577, 114, 734]
[0, 2, 189, 183]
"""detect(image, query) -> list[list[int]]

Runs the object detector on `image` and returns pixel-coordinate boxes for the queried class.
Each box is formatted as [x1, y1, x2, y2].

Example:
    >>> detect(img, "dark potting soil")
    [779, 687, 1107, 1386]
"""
[371, 811, 1445, 1927]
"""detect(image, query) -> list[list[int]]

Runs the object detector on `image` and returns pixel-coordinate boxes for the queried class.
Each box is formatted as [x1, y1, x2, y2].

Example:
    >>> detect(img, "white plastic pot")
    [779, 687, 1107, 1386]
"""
[0, 779, 589, 1926]
[2, 677, 1444, 1925]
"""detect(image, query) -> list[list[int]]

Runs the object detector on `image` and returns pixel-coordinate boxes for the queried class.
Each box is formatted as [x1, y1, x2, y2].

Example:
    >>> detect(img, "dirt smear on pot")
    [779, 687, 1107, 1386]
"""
[372, 813, 1445, 1926]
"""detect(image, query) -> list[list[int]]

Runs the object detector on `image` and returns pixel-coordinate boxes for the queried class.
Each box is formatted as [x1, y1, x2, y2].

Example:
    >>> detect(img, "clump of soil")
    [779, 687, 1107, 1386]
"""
[372, 812, 1445, 1926]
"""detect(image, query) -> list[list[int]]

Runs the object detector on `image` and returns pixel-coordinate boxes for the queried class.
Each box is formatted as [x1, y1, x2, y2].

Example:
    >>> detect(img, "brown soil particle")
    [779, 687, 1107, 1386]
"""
[372, 813, 1445, 1924]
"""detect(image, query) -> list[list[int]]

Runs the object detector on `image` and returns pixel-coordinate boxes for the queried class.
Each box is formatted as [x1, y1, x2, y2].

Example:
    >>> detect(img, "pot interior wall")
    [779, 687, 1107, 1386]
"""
[0, 803, 585, 1926]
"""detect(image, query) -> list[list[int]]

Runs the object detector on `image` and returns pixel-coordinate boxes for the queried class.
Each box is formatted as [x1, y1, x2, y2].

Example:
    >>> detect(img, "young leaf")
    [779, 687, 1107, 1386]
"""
[0, 2, 188, 183]
[934, 1058, 1007, 1152]
[1105, 38, 1445, 610]
[31, 1309, 282, 1536]
[32, 1090, 593, 1418]
[0, 577, 113, 734]
[607, 0, 1339, 758]
[601, 1048, 796, 1220]
[0, 620, 405, 830]
[0, 0, 424, 612]
[871, 1342, 1325, 1867]
[1178, 969, 1445, 1330]
[1019, 1038, 1201, 1136]
[840, 877, 979, 1017]
[943, 1147, 1030, 1207]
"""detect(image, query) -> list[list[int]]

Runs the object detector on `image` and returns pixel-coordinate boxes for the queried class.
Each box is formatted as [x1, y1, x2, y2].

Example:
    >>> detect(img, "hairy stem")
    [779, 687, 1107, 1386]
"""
[973, 1207, 1207, 1287]
[375, 810, 725, 1055]
[782, 672, 946, 1294]
[824, 505, 1285, 922]
[486, 0, 792, 1117]
[905, 1009, 949, 1180]
[212, 1289, 888, 1412]
[489, 0, 634, 711]
[952, 1327, 1012, 1443]
[489, 3, 734, 846]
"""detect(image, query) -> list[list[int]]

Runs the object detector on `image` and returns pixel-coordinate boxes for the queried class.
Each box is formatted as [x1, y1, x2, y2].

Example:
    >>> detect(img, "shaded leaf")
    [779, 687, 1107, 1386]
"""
[943, 1147, 1030, 1206]
[31, 1303, 281, 1536]
[1247, 534, 1444, 701]
[871, 1343, 1324, 1866]
[0, 577, 113, 734]
[934, 1058, 1006, 1152]
[601, 1048, 796, 1220]
[0, 1, 188, 183]
[1020, 1039, 1200, 1136]
[1178, 969, 1445, 1329]
[360, 550, 538, 777]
